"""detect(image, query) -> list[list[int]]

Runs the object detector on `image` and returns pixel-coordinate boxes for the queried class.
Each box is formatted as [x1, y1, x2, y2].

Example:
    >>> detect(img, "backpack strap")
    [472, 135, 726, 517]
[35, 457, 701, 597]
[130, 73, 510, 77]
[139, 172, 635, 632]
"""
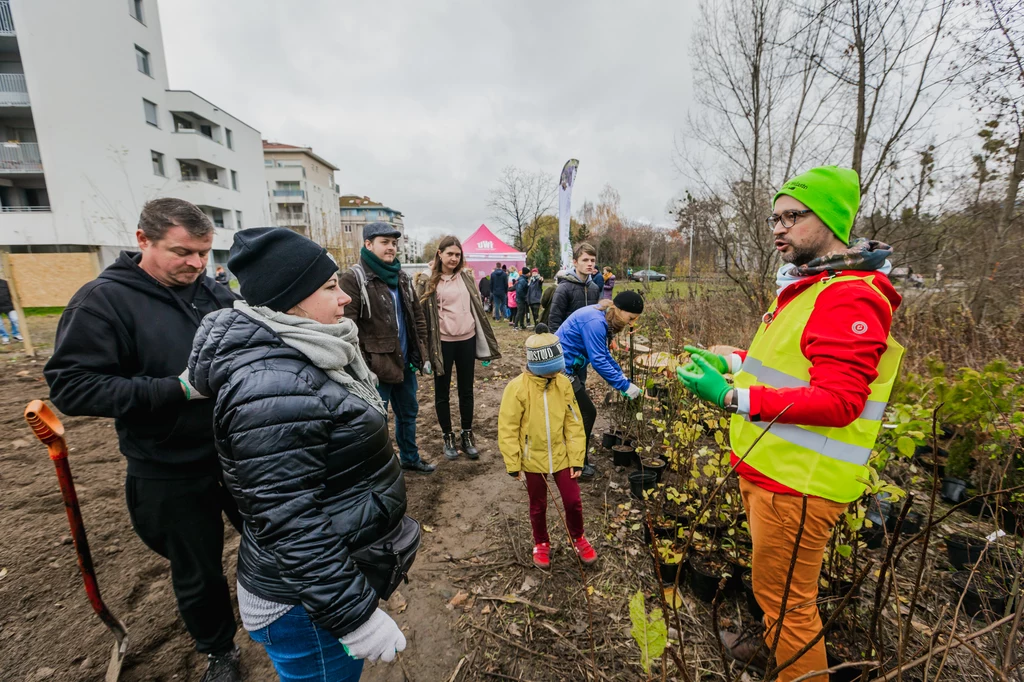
[349, 263, 372, 320]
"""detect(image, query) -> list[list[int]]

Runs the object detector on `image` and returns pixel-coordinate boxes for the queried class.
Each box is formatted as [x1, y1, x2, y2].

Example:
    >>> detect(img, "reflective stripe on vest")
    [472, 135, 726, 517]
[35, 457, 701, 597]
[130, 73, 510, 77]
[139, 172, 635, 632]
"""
[729, 274, 905, 503]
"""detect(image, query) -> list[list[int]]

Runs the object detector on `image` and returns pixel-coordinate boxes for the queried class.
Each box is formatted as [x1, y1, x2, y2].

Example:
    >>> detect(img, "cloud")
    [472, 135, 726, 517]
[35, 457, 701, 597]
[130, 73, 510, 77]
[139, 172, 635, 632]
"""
[160, 0, 697, 240]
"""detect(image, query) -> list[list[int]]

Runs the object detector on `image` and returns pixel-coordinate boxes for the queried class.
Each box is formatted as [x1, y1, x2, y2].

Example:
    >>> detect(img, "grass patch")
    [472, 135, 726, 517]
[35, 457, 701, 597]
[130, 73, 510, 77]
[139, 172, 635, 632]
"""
[23, 306, 65, 317]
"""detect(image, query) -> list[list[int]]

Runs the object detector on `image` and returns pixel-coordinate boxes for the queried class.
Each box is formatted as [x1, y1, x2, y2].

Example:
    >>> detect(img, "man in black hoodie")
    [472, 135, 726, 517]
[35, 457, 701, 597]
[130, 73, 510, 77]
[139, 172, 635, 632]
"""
[44, 199, 242, 682]
[548, 242, 600, 333]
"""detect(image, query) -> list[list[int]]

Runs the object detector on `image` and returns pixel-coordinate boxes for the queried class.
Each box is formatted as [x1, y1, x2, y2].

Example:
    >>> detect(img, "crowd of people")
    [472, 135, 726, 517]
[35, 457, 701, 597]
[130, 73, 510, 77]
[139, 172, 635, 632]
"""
[40, 164, 902, 682]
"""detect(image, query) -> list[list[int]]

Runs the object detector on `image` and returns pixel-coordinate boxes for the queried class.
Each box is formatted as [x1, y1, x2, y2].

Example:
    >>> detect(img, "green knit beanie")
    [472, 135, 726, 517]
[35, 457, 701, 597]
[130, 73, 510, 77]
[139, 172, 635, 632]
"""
[773, 166, 860, 245]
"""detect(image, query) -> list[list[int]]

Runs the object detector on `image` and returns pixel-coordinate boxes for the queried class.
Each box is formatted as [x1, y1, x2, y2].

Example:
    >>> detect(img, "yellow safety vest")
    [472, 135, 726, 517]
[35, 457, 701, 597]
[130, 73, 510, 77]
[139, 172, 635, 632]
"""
[729, 274, 905, 503]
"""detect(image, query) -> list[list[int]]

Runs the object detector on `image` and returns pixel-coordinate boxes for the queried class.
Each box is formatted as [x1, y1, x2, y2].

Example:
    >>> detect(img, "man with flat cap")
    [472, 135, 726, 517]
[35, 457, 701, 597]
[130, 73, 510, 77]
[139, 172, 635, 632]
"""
[340, 222, 436, 473]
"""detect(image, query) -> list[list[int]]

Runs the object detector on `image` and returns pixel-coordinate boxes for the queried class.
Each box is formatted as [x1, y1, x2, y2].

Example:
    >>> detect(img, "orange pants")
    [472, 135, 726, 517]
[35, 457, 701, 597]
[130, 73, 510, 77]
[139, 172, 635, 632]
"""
[739, 478, 847, 682]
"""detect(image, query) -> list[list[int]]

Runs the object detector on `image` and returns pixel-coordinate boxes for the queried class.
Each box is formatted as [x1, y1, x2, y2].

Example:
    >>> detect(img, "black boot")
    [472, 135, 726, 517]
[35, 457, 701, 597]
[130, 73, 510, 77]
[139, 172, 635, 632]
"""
[443, 432, 459, 460]
[200, 645, 241, 682]
[460, 430, 480, 460]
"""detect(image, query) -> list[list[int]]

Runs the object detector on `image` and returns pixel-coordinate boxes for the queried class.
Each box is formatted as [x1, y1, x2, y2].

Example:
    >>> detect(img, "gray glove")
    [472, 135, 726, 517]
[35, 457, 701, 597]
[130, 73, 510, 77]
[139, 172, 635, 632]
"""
[622, 383, 642, 400]
[340, 608, 407, 662]
[178, 369, 207, 400]
[423, 361, 432, 375]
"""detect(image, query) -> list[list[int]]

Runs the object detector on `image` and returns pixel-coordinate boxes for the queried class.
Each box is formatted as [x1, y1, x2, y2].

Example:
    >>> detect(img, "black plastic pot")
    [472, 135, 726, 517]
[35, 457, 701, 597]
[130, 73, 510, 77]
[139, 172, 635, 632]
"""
[612, 444, 635, 467]
[941, 477, 969, 504]
[637, 458, 667, 483]
[740, 570, 764, 619]
[945, 533, 987, 570]
[950, 571, 1010, 617]
[646, 384, 666, 399]
[688, 553, 735, 603]
[862, 525, 885, 550]
[600, 431, 622, 450]
[658, 559, 683, 585]
[643, 518, 677, 544]
[964, 494, 992, 519]
[901, 511, 923, 535]
[629, 470, 658, 500]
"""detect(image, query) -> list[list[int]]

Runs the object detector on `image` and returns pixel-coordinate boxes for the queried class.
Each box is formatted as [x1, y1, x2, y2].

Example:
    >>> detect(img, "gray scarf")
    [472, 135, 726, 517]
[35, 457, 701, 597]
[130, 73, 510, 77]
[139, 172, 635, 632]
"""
[234, 301, 386, 416]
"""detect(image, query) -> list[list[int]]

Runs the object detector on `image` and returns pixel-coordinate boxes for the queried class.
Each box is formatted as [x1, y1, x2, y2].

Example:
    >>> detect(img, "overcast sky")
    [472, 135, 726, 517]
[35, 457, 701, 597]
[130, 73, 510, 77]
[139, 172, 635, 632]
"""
[160, 1, 698, 241]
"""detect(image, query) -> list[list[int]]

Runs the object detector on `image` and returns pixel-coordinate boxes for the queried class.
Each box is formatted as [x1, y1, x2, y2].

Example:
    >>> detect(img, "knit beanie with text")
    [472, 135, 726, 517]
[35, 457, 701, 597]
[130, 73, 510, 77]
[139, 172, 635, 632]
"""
[525, 324, 565, 376]
[773, 166, 860, 245]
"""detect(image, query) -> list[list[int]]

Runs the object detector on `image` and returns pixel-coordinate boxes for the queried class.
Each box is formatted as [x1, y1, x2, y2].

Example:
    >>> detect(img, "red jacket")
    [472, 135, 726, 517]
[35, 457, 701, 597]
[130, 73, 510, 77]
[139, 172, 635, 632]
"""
[731, 270, 902, 495]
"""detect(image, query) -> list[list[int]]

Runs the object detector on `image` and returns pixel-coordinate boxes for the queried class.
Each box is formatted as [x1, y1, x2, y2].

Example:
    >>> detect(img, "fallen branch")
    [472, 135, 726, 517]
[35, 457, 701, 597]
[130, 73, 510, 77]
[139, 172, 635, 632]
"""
[466, 622, 559, 662]
[477, 594, 560, 615]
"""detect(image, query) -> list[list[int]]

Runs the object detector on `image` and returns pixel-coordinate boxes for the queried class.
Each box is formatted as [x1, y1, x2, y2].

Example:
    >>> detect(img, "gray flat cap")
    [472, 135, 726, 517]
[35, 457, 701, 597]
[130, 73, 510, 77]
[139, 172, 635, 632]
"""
[363, 221, 402, 241]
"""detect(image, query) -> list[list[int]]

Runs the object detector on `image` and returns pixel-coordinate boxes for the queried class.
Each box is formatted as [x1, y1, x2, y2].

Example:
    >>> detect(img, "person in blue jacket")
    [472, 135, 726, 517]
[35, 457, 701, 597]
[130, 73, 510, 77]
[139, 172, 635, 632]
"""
[555, 292, 645, 479]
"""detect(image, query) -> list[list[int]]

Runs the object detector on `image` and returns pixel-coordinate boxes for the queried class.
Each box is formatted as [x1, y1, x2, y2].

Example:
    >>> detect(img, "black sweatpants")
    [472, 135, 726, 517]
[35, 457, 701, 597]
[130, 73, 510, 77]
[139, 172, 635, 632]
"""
[125, 473, 242, 655]
[515, 303, 529, 329]
[570, 373, 597, 468]
[530, 303, 541, 326]
[434, 336, 476, 433]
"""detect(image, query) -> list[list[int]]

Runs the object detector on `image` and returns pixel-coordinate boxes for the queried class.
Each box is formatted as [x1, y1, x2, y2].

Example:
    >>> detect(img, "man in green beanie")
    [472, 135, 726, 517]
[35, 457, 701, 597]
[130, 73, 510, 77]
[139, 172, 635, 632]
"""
[675, 166, 905, 681]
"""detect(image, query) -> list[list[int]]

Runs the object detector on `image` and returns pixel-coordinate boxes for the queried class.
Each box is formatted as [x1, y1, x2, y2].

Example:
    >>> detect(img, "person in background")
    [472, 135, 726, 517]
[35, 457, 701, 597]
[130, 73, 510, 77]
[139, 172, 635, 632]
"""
[479, 273, 492, 313]
[0, 277, 23, 344]
[514, 267, 531, 330]
[489, 263, 507, 320]
[44, 198, 242, 682]
[340, 222, 435, 474]
[506, 276, 518, 328]
[498, 324, 596, 569]
[676, 166, 902, 682]
[548, 243, 600, 333]
[417, 236, 501, 460]
[555, 292, 645, 480]
[527, 268, 543, 327]
[539, 272, 559, 325]
[592, 267, 604, 293]
[600, 266, 616, 300]
[190, 227, 411, 680]
[215, 266, 230, 287]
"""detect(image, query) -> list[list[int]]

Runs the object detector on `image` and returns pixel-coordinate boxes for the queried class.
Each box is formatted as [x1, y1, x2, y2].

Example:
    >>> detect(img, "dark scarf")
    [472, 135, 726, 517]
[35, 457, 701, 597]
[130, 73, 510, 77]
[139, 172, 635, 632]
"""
[361, 247, 402, 287]
[783, 238, 893, 278]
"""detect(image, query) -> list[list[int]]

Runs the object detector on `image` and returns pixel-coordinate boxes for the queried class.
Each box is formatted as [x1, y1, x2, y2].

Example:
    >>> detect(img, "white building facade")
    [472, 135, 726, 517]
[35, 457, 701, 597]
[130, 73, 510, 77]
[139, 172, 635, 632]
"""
[338, 194, 405, 267]
[0, 0, 269, 303]
[263, 142, 340, 242]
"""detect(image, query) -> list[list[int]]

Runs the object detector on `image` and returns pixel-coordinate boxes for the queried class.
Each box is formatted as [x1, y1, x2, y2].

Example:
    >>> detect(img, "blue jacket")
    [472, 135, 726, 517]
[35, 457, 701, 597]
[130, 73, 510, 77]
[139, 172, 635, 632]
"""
[555, 305, 629, 393]
[490, 269, 508, 296]
[515, 274, 529, 301]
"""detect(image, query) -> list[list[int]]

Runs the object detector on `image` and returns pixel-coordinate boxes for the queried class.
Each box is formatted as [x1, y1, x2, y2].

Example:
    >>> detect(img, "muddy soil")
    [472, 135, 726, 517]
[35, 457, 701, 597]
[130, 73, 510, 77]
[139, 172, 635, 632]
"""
[0, 316, 612, 682]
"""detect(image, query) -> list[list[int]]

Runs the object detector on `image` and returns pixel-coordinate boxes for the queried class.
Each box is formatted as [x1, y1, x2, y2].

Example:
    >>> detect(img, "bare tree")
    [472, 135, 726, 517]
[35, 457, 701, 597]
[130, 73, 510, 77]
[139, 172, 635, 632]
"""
[487, 166, 556, 253]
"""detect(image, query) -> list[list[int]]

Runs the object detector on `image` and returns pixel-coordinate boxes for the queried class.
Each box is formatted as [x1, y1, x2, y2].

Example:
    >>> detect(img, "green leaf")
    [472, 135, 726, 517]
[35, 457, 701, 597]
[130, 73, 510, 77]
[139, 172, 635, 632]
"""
[896, 436, 916, 458]
[629, 590, 668, 674]
[836, 544, 853, 558]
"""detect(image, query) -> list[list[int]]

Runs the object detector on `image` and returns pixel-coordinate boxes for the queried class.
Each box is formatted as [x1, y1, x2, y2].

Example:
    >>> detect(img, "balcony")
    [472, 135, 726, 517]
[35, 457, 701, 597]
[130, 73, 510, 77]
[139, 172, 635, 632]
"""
[272, 189, 305, 198]
[0, 74, 28, 106]
[172, 129, 227, 168]
[0, 205, 50, 212]
[0, 1, 14, 36]
[0, 142, 42, 173]
[181, 174, 223, 187]
[276, 214, 309, 227]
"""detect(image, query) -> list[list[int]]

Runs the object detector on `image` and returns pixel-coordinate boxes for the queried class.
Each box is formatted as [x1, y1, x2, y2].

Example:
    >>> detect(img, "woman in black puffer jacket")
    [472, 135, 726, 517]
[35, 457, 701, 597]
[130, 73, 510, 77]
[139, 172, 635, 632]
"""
[188, 227, 413, 681]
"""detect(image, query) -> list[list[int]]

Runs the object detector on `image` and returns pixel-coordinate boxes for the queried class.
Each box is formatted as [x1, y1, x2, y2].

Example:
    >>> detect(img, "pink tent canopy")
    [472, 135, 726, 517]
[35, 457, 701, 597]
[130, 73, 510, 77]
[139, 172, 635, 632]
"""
[461, 224, 526, 285]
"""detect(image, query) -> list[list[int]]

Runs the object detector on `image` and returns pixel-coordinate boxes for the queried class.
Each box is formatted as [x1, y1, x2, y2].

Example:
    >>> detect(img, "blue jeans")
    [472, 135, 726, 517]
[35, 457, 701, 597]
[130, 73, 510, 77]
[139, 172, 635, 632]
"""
[491, 293, 506, 320]
[248, 605, 363, 681]
[377, 367, 421, 465]
[0, 310, 20, 340]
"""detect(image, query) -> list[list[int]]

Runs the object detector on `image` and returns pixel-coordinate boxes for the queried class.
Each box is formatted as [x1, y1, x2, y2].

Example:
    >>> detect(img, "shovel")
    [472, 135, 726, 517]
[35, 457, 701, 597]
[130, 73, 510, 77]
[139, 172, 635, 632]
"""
[25, 400, 128, 682]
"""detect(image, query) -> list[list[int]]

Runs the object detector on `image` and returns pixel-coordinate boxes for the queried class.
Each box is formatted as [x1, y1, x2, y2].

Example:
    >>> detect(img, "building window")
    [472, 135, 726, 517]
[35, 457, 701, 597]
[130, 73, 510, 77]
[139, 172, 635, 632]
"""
[143, 99, 158, 127]
[235, 210, 243, 229]
[231, 170, 238, 190]
[129, 0, 144, 23]
[200, 124, 213, 139]
[344, 225, 352, 233]
[211, 209, 224, 228]
[179, 160, 199, 181]
[206, 167, 219, 185]
[135, 45, 151, 76]
[151, 150, 164, 176]
[226, 128, 233, 149]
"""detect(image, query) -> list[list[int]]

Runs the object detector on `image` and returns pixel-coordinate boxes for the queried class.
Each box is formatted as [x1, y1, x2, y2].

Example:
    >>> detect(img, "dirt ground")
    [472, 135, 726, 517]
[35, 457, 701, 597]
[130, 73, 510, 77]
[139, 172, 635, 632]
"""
[0, 315, 613, 682]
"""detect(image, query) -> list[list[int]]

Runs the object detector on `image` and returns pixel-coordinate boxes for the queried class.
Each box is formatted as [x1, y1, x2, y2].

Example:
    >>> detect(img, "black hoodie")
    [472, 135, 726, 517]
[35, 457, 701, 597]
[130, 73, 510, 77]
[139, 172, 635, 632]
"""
[44, 252, 237, 478]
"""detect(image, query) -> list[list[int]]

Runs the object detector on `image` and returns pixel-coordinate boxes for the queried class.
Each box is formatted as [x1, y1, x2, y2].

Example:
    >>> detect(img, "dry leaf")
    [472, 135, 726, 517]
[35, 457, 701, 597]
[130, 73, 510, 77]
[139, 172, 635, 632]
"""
[422, 525, 434, 533]
[447, 591, 469, 609]
[0, 567, 7, 580]
[518, 575, 539, 593]
[507, 622, 523, 637]
[389, 591, 407, 614]
[481, 604, 492, 615]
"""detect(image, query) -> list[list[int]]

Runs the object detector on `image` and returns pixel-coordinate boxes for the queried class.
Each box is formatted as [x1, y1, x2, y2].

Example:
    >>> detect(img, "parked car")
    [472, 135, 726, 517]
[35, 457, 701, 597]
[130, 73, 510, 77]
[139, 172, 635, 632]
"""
[630, 269, 667, 282]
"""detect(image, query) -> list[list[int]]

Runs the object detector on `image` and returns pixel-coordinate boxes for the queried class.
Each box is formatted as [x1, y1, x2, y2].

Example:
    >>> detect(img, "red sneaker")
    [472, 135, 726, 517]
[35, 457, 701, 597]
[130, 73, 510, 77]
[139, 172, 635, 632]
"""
[573, 536, 598, 565]
[533, 542, 551, 569]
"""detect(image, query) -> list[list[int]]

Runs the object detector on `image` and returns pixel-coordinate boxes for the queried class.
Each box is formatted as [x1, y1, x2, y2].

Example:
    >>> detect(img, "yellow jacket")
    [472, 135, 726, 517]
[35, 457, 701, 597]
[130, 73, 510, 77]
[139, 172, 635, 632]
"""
[498, 372, 586, 474]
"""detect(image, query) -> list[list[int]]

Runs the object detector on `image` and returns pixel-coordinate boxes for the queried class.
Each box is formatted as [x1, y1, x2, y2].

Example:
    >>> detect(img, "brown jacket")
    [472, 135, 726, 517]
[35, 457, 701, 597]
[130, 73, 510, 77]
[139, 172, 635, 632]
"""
[417, 269, 501, 376]
[339, 262, 428, 385]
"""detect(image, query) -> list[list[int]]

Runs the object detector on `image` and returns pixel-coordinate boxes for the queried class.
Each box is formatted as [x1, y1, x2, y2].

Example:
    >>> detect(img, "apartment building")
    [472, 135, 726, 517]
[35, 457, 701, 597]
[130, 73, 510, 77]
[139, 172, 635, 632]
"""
[263, 141, 340, 244]
[0, 0, 268, 305]
[338, 194, 405, 266]
[401, 235, 423, 263]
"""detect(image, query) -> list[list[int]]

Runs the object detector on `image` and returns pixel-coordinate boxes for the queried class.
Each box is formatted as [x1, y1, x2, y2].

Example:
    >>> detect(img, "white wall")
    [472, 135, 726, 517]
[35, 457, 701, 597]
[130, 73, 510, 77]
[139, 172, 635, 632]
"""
[3, 0, 268, 262]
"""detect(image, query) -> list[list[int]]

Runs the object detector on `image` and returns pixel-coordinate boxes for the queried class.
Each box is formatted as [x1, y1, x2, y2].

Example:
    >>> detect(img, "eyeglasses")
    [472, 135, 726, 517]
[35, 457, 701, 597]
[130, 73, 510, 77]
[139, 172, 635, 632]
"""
[766, 209, 814, 229]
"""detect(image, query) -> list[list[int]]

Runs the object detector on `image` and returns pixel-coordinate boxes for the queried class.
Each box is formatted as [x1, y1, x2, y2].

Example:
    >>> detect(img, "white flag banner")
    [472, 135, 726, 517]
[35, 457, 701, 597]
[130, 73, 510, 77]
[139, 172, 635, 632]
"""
[558, 159, 579, 273]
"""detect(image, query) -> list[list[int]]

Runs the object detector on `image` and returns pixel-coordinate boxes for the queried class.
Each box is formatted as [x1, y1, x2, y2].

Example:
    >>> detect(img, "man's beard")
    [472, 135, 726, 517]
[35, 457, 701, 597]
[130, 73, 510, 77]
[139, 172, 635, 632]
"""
[781, 242, 820, 266]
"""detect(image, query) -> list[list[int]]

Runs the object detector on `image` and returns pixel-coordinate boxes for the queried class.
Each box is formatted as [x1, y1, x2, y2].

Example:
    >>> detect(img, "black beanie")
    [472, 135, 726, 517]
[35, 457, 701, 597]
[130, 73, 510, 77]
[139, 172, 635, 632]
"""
[228, 227, 338, 312]
[613, 290, 645, 314]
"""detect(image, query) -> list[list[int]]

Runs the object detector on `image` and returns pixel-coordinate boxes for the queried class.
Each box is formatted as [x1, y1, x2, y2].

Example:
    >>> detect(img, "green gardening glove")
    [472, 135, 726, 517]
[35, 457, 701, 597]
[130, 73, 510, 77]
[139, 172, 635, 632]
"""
[683, 345, 730, 375]
[676, 356, 732, 408]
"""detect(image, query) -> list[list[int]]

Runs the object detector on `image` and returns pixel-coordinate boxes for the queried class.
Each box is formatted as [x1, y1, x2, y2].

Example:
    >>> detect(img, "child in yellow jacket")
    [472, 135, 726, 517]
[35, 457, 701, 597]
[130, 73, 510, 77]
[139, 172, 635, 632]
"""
[498, 324, 597, 568]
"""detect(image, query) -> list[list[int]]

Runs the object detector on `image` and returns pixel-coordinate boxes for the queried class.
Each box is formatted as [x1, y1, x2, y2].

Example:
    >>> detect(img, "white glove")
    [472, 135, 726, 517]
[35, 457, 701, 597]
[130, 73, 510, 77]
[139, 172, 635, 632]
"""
[177, 369, 207, 401]
[422, 361, 432, 375]
[623, 383, 642, 400]
[340, 608, 407, 663]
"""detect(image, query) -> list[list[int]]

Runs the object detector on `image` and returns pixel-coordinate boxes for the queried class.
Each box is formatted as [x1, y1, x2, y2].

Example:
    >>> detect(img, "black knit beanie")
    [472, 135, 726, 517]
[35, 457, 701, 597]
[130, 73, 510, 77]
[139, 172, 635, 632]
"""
[228, 227, 338, 312]
[613, 290, 645, 314]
